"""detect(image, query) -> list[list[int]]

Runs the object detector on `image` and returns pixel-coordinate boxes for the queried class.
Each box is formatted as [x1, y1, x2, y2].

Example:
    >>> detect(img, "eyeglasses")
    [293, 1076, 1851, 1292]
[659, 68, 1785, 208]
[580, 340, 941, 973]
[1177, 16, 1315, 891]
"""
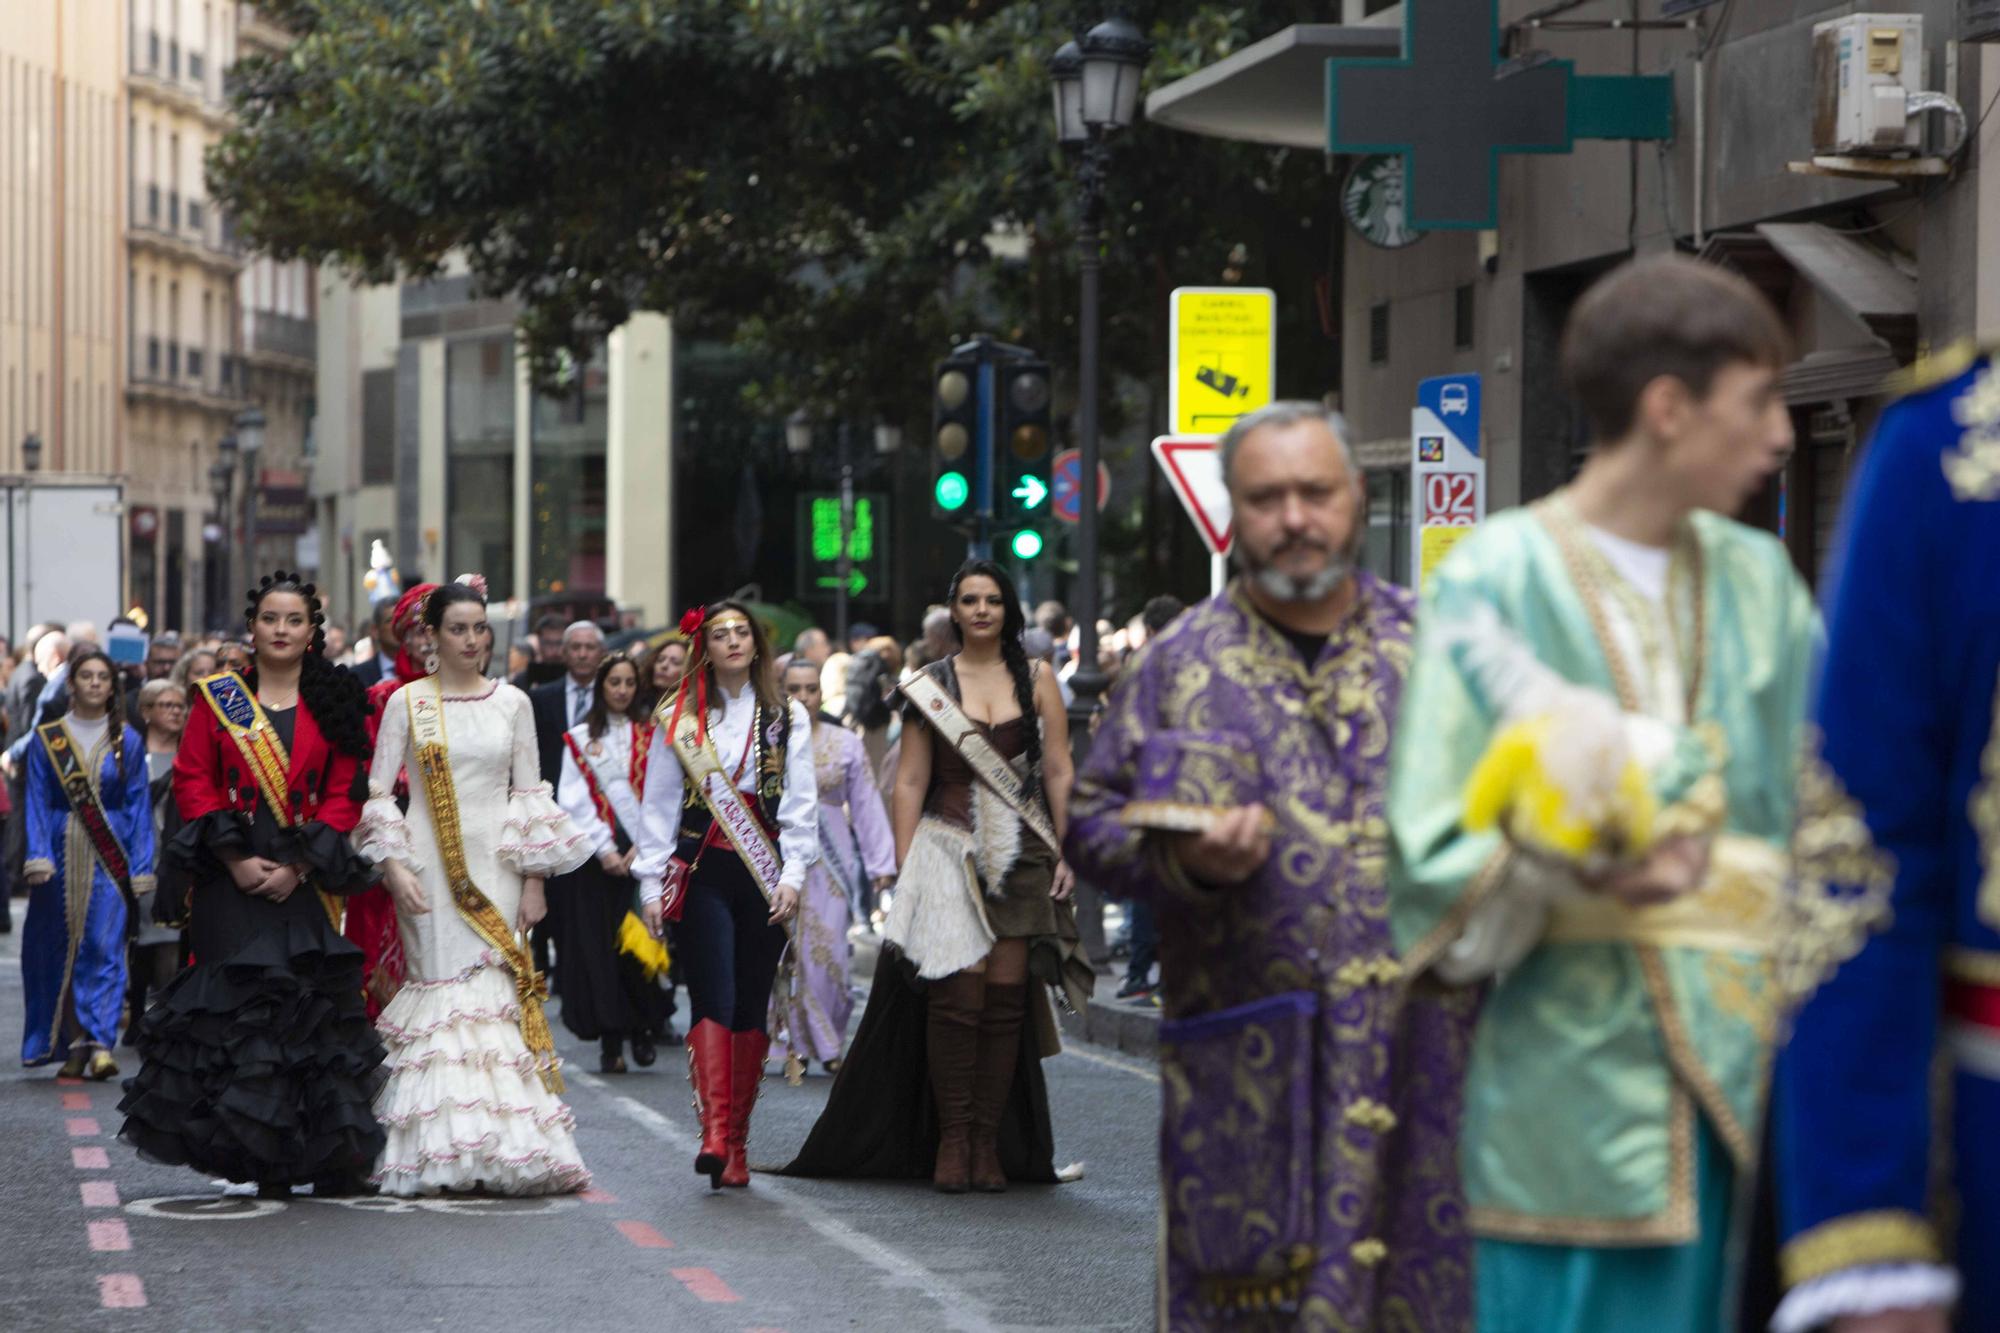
[152, 700, 188, 711]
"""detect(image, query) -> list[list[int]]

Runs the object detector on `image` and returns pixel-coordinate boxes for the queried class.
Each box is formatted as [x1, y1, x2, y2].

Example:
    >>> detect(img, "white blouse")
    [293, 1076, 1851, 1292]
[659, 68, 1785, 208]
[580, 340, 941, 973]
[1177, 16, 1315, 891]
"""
[631, 682, 819, 903]
[555, 717, 647, 859]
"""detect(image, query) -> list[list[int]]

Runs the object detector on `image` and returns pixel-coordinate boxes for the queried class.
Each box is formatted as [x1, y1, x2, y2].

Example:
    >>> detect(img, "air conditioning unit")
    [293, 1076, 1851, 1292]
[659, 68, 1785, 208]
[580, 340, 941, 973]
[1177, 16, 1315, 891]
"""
[1812, 16, 1923, 156]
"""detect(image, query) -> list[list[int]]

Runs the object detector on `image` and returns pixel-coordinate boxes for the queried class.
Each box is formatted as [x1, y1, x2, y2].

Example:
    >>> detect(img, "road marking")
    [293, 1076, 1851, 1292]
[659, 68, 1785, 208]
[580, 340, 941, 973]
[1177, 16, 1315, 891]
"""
[87, 1219, 132, 1252]
[72, 1147, 110, 1169]
[66, 1117, 102, 1138]
[572, 1072, 1003, 1333]
[97, 1274, 146, 1309]
[615, 1219, 674, 1249]
[61, 1092, 91, 1110]
[1059, 1044, 1160, 1084]
[580, 1188, 619, 1204]
[670, 1268, 740, 1303]
[56, 1076, 83, 1086]
[81, 1181, 120, 1208]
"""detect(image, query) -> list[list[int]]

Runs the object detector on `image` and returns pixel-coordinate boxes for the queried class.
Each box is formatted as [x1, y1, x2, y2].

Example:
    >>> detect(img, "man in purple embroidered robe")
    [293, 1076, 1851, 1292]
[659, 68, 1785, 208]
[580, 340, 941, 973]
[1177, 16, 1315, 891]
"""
[1067, 403, 1475, 1332]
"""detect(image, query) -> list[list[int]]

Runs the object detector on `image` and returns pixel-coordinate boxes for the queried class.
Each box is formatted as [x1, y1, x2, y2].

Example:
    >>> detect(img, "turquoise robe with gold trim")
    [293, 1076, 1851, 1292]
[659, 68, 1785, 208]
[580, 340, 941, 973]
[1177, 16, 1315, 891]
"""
[1387, 497, 1818, 1243]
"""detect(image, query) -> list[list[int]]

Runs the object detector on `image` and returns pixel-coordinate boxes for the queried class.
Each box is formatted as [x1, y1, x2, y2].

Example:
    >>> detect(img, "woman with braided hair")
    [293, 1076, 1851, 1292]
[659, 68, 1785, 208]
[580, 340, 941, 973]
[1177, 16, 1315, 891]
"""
[118, 573, 388, 1196]
[785, 560, 1087, 1194]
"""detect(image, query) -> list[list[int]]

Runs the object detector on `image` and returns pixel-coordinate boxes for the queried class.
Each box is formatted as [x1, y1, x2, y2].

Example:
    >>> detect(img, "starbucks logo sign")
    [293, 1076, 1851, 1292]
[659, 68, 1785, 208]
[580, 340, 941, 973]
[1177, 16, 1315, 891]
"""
[1341, 155, 1424, 250]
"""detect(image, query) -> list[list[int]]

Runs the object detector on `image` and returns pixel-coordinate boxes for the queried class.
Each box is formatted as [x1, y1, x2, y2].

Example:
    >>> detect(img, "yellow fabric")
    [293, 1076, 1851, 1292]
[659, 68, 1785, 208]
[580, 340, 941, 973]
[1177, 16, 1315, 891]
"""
[1464, 715, 1657, 863]
[618, 911, 672, 979]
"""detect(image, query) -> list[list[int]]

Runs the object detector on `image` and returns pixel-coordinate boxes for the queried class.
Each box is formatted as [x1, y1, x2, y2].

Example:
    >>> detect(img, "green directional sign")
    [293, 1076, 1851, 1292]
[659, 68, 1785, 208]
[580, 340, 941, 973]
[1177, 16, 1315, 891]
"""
[1013, 475, 1049, 510]
[796, 492, 888, 604]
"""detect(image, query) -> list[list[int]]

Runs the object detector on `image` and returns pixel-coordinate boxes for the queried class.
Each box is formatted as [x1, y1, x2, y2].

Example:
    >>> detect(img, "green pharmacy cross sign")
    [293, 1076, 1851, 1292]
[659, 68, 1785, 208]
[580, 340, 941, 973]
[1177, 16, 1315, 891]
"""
[1327, 0, 1674, 231]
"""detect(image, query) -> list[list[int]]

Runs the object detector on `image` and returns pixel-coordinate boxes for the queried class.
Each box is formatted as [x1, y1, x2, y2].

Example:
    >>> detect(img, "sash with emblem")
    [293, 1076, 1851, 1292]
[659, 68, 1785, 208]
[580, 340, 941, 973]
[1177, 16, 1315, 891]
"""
[406, 678, 564, 1092]
[195, 670, 342, 929]
[35, 721, 139, 938]
[562, 721, 654, 853]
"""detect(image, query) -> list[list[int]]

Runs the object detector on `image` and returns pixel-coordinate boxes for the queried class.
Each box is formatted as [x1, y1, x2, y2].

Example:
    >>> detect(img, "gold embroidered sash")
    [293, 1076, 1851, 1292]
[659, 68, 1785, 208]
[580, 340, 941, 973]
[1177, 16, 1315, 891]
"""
[195, 670, 342, 930]
[901, 671, 1061, 859]
[407, 679, 564, 1094]
[36, 721, 135, 901]
[669, 713, 784, 903]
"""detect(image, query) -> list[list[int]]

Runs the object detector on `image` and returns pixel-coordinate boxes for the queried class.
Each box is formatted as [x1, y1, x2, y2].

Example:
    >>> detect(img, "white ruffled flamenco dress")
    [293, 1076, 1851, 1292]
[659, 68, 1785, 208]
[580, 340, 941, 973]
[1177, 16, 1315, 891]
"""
[357, 680, 594, 1196]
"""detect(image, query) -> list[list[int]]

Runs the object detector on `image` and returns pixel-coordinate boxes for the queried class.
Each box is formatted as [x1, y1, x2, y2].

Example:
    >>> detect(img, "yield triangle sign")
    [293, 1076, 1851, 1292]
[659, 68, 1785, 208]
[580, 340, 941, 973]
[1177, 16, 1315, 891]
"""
[1151, 436, 1233, 555]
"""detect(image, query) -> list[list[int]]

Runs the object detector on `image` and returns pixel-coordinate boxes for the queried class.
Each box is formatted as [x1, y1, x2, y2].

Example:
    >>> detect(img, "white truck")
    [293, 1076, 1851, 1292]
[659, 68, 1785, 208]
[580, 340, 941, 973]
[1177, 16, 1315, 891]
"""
[2, 474, 126, 644]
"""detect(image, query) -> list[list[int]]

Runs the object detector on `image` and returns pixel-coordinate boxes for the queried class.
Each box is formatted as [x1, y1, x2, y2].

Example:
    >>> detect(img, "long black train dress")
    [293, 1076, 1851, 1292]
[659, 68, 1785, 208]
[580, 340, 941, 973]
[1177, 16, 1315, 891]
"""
[118, 702, 387, 1189]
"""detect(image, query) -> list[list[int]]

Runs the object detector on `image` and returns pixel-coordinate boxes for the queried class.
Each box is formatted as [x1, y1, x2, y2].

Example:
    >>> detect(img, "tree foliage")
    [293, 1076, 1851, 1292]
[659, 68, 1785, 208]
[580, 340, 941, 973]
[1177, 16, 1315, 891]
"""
[215, 0, 1340, 436]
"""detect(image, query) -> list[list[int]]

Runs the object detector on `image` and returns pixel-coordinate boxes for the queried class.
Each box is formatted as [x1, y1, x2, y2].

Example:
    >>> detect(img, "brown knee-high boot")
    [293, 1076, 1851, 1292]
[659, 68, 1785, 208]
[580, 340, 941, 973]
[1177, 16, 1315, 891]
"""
[969, 981, 1026, 1193]
[926, 971, 985, 1193]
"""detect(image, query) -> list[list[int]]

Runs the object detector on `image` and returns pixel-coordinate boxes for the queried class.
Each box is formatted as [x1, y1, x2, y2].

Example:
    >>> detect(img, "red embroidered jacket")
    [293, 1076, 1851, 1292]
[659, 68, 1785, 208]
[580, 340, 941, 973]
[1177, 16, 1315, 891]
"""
[174, 691, 368, 835]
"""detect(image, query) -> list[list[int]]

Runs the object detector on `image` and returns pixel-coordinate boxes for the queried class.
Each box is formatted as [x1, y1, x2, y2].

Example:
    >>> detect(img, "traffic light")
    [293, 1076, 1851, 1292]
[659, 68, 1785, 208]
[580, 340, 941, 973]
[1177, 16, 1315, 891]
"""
[931, 356, 979, 522]
[997, 360, 1052, 526]
[1009, 528, 1045, 561]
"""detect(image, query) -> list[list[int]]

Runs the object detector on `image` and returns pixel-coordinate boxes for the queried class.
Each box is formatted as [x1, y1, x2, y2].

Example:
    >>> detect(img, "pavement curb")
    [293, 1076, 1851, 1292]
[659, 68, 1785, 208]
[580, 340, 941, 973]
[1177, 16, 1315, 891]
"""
[1058, 990, 1160, 1058]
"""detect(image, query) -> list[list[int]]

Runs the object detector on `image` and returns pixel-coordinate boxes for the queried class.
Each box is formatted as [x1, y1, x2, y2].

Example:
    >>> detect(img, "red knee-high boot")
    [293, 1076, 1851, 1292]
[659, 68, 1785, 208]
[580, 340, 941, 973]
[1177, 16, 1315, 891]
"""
[687, 1019, 734, 1190]
[722, 1030, 770, 1188]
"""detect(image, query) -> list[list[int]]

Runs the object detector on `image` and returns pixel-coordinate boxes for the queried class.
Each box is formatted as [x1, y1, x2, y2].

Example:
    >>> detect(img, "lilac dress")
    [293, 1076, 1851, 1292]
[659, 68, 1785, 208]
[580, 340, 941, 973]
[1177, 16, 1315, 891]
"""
[770, 723, 894, 1065]
[1066, 576, 1478, 1332]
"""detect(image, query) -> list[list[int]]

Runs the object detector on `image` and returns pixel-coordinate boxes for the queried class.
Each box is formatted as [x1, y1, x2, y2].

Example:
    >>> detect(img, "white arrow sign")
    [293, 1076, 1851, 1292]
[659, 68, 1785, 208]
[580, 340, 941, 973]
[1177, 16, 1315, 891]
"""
[1012, 475, 1049, 510]
[1150, 436, 1231, 556]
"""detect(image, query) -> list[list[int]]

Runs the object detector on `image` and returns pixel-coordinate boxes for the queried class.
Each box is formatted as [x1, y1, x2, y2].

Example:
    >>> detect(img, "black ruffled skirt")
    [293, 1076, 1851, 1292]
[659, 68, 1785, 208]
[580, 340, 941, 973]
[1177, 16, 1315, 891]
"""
[117, 812, 387, 1186]
[779, 945, 1058, 1183]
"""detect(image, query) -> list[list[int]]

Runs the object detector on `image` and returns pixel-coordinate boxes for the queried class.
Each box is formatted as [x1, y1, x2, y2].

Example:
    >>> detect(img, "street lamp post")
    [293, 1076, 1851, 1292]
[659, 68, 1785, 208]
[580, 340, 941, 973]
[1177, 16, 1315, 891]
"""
[18, 433, 42, 643]
[235, 407, 266, 583]
[210, 448, 235, 632]
[1051, 17, 1149, 755]
[786, 410, 863, 648]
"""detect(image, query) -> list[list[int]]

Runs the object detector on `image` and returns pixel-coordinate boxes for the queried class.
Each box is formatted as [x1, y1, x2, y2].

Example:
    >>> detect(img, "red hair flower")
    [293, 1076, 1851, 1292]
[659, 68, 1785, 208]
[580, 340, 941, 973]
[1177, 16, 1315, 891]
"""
[678, 606, 706, 637]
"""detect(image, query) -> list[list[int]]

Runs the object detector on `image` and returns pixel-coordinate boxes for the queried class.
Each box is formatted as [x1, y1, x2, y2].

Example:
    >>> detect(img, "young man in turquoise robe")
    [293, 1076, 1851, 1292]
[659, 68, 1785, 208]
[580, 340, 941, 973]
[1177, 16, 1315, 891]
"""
[1767, 348, 2000, 1333]
[1386, 255, 1819, 1333]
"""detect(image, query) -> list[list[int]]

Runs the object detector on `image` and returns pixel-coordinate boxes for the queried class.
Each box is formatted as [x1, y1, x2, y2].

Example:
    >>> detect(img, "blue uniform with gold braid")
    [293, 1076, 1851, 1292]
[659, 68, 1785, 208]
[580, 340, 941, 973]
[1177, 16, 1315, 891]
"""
[1771, 348, 2000, 1331]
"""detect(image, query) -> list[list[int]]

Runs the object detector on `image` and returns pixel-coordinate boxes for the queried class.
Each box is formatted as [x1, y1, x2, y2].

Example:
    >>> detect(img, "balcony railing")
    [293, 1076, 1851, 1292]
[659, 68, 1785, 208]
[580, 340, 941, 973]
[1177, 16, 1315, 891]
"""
[247, 311, 317, 363]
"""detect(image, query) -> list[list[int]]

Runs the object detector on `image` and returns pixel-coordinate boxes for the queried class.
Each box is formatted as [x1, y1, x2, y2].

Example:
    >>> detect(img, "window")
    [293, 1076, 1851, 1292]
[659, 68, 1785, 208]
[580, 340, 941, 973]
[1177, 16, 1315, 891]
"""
[147, 337, 160, 374]
[1454, 283, 1475, 350]
[530, 348, 608, 597]
[446, 336, 518, 600]
[187, 347, 203, 380]
[361, 368, 396, 485]
[1364, 468, 1412, 586]
[188, 199, 204, 233]
[189, 51, 204, 84]
[1368, 302, 1390, 365]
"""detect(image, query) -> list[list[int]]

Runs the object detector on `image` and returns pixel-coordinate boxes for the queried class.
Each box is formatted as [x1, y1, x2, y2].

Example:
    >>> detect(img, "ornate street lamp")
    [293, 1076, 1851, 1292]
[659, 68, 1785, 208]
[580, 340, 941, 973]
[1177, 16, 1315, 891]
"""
[208, 455, 234, 630]
[1051, 15, 1150, 753]
[235, 408, 265, 582]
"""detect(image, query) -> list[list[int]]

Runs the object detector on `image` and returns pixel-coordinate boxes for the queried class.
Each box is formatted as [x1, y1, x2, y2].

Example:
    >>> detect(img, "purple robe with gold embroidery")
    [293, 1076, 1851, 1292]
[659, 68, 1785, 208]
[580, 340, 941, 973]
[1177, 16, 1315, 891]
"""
[1067, 575, 1476, 1332]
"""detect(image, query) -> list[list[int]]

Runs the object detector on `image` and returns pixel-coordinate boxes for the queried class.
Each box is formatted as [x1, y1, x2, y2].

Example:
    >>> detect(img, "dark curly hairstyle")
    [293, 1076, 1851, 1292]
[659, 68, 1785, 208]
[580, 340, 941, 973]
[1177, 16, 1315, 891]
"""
[946, 559, 1041, 803]
[244, 572, 373, 759]
[422, 581, 487, 629]
[63, 646, 131, 784]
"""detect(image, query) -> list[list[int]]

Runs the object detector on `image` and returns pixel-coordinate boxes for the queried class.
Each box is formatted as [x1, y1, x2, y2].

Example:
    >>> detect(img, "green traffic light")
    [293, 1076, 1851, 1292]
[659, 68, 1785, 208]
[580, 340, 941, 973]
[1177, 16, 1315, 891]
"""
[1010, 529, 1044, 560]
[935, 471, 970, 512]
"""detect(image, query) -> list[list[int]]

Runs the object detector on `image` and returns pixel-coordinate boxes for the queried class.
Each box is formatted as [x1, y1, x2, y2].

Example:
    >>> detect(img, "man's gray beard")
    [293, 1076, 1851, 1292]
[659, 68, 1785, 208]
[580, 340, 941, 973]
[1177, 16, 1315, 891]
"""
[1247, 555, 1352, 601]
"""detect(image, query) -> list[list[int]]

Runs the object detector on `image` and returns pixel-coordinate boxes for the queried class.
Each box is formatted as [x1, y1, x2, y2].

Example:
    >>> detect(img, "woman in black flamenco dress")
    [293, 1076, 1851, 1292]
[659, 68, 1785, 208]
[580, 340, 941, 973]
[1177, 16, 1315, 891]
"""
[118, 575, 387, 1194]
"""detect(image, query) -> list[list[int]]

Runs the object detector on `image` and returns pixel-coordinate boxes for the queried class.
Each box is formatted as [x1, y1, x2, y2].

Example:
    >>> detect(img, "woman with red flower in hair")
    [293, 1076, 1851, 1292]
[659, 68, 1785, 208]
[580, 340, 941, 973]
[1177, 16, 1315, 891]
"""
[341, 581, 439, 1017]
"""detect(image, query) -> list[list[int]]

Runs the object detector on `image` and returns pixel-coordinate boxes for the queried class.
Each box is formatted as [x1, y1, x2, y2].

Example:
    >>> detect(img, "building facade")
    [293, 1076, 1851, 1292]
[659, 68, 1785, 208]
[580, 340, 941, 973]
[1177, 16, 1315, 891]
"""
[311, 270, 674, 637]
[1151, 0, 2000, 589]
[1, 0, 127, 492]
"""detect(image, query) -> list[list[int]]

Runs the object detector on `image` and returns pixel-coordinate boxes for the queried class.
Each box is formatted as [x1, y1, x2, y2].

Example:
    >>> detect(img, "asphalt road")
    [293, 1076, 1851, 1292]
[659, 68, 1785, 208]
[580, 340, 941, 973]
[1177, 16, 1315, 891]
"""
[0, 929, 1161, 1333]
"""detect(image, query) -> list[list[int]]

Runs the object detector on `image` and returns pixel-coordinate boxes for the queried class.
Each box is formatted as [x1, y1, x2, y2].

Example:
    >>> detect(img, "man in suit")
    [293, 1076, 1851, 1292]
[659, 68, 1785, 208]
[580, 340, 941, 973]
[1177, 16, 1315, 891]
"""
[527, 621, 606, 981]
[351, 599, 399, 688]
[528, 621, 607, 783]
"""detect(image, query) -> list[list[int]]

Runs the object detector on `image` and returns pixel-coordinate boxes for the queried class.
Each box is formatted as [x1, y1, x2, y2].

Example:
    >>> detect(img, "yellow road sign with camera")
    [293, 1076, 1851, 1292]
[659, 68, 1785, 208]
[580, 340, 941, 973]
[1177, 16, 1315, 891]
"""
[1169, 287, 1276, 436]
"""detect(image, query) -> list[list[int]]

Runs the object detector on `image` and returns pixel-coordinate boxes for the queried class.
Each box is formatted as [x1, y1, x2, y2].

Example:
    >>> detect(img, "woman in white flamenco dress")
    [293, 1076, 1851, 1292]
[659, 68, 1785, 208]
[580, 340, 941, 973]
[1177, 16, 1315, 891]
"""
[355, 582, 594, 1196]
